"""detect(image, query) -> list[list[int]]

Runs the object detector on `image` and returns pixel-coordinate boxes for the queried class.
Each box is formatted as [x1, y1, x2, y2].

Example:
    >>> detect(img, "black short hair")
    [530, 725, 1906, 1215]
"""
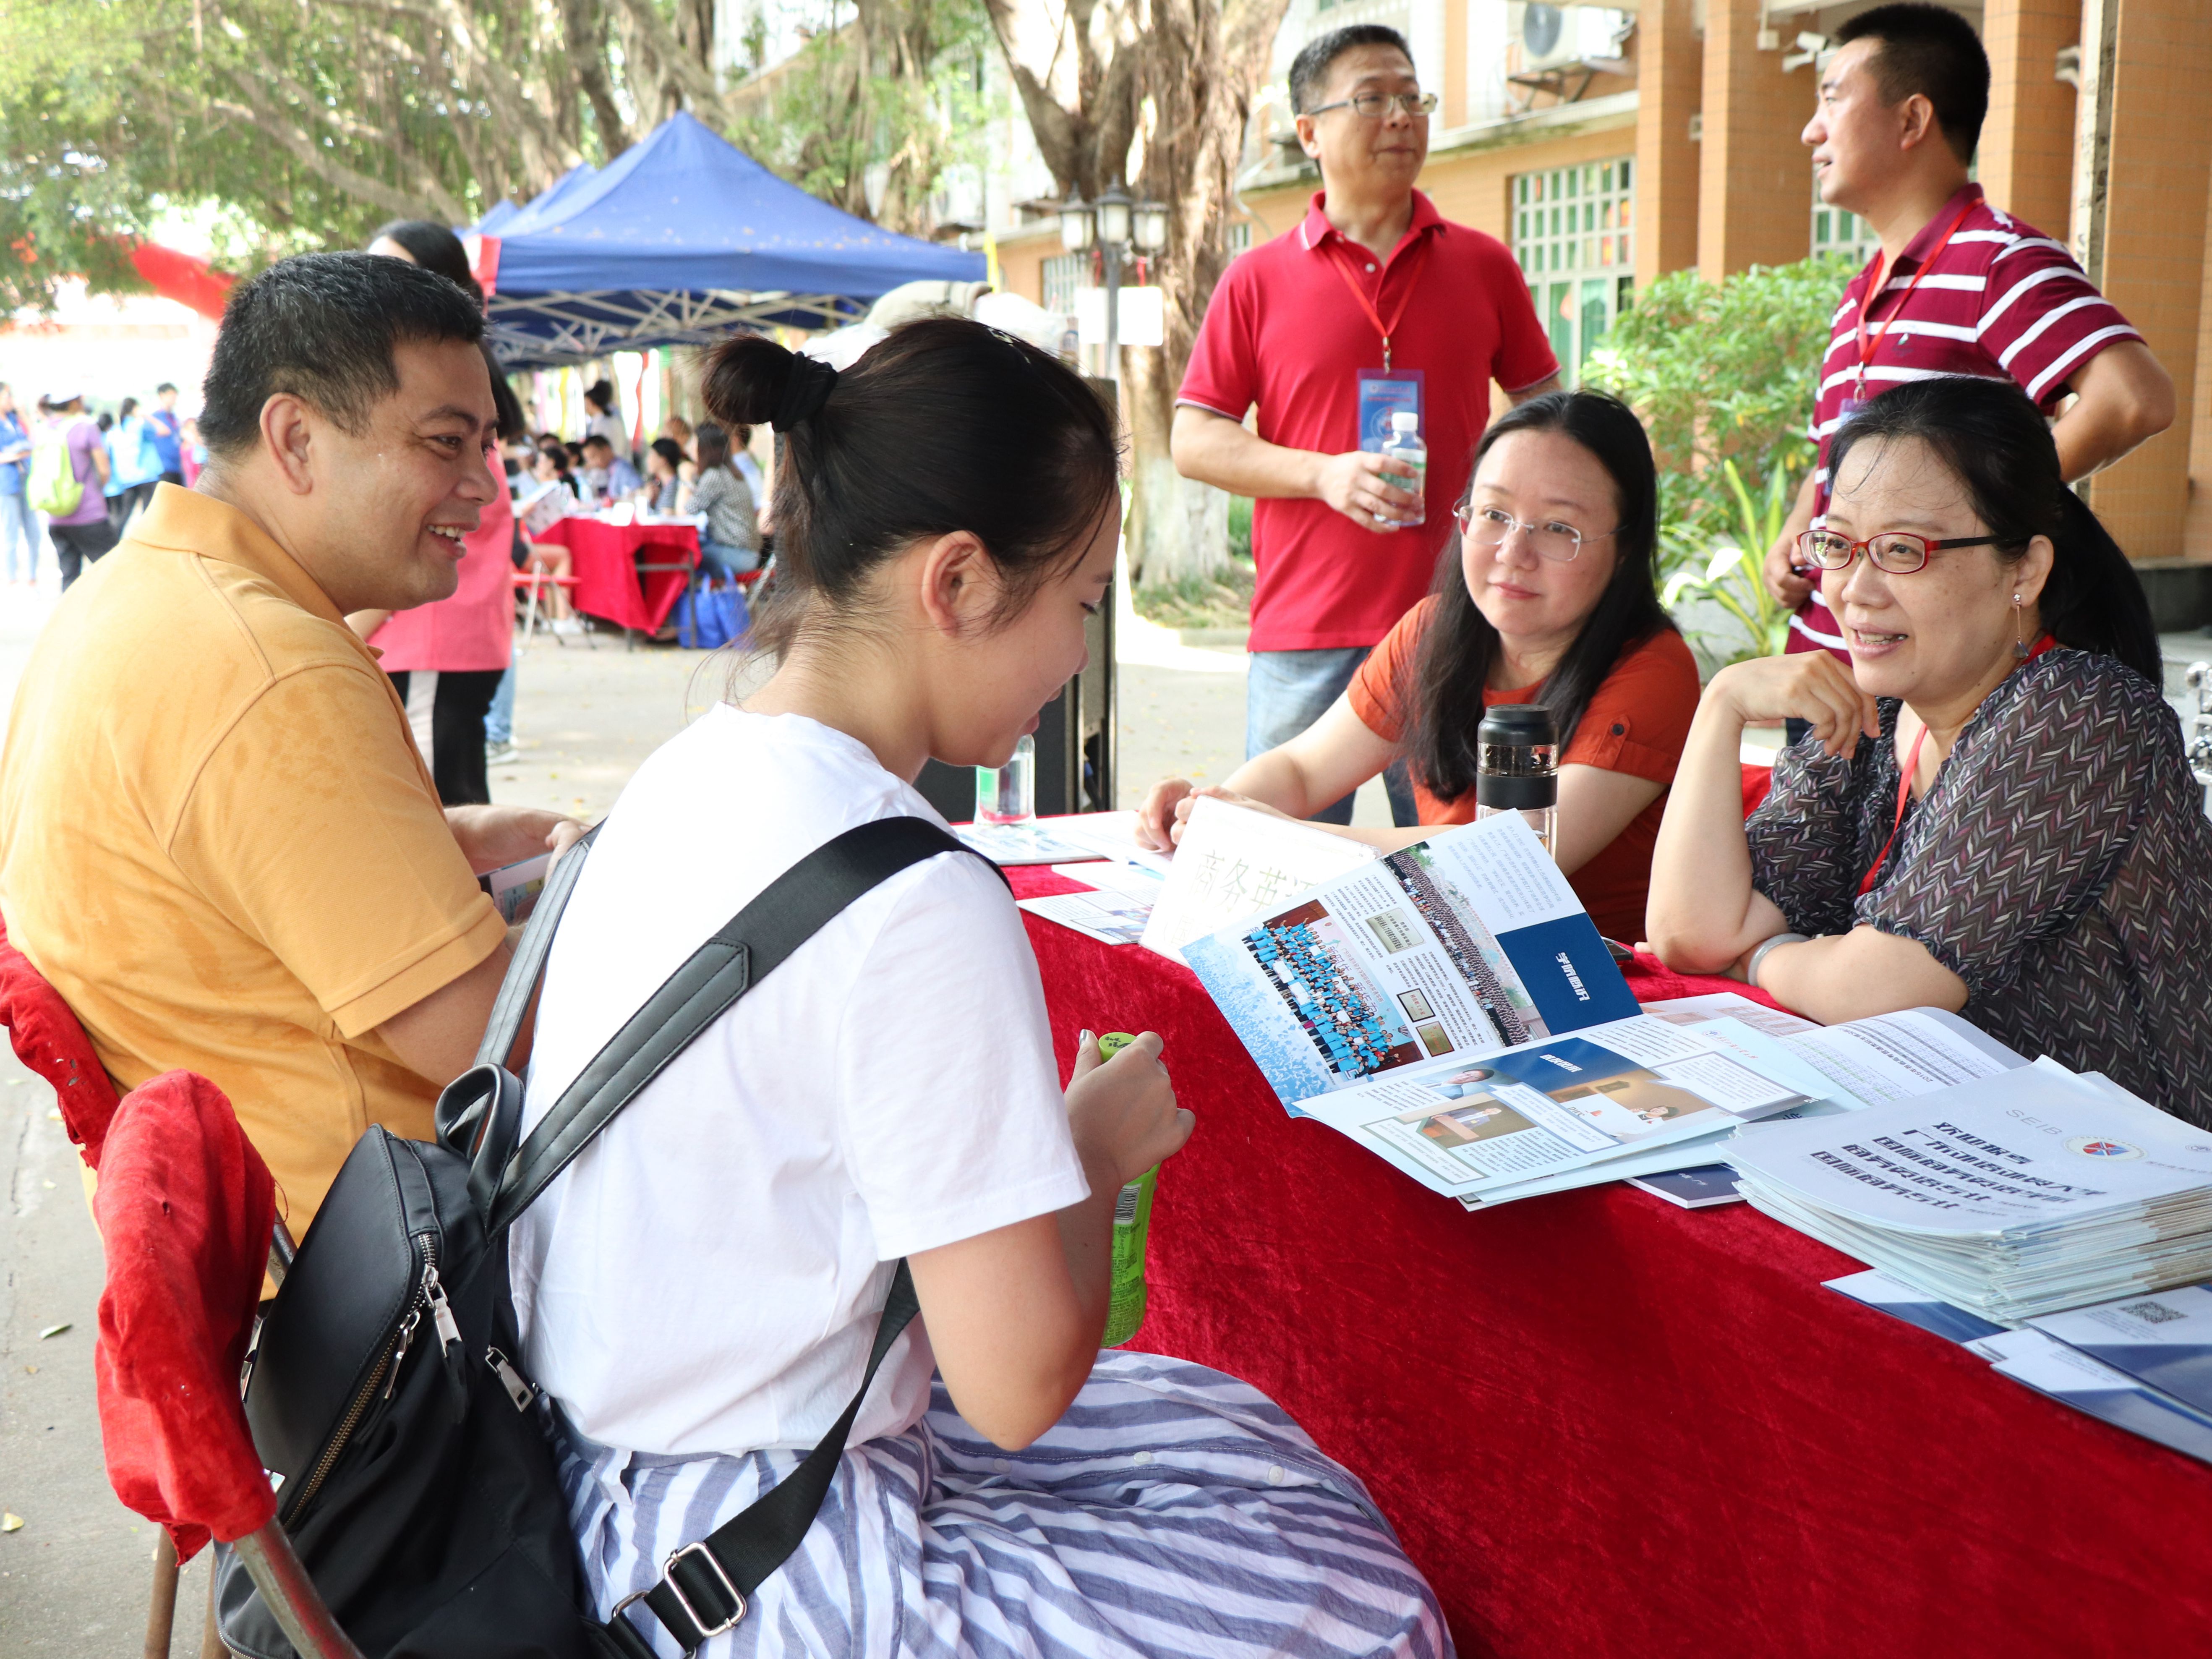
[581, 434, 614, 455]
[1290, 25, 1415, 115]
[155, 382, 176, 395]
[197, 253, 484, 460]
[1834, 3, 1990, 165]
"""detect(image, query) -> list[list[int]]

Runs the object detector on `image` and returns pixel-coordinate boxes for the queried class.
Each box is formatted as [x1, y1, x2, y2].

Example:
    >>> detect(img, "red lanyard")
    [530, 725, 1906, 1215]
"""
[1859, 634, 2055, 896]
[1854, 202, 1974, 397]
[1324, 238, 1430, 371]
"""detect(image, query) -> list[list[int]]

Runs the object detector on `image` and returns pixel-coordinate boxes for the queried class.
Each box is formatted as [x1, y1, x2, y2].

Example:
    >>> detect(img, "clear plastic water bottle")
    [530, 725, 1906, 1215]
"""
[1381, 410, 1427, 530]
[1096, 1032, 1158, 1349]
[1475, 704, 1558, 856]
[976, 734, 1036, 824]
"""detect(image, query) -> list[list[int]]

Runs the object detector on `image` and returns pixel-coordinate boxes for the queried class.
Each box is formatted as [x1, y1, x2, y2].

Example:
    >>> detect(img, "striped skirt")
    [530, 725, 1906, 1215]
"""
[561, 1349, 1452, 1659]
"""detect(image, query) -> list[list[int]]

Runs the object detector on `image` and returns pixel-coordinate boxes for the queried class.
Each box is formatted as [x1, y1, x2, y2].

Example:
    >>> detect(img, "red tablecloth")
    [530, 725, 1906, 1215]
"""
[535, 517, 698, 632]
[1005, 863, 2212, 1657]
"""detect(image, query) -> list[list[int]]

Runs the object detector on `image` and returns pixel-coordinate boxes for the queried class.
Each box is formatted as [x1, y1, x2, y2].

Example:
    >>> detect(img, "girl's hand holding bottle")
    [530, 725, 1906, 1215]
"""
[1064, 1029, 1192, 1186]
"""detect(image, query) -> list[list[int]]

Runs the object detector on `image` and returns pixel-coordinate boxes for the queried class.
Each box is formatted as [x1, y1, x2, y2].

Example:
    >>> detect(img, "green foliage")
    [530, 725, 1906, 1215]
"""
[1587, 254, 1851, 554]
[725, 0, 998, 235]
[1227, 495, 1253, 562]
[1658, 458, 1799, 666]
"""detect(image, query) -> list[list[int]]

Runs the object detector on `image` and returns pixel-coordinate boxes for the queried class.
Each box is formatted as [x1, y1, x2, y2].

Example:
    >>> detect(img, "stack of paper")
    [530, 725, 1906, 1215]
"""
[1736, 1064, 2212, 1323]
[1831, 1269, 2212, 1468]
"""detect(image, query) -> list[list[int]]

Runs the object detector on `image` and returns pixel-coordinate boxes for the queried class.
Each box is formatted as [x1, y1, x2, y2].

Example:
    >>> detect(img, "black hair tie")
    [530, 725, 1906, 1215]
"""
[771, 353, 838, 429]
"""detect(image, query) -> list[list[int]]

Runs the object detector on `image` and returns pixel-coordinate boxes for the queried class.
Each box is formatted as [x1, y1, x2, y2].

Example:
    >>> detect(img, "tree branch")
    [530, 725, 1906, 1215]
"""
[208, 83, 455, 222]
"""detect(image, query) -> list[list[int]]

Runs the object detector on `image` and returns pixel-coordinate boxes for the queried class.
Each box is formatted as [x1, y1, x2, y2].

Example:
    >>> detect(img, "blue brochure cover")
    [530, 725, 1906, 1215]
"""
[2029, 1284, 2212, 1416]
[1976, 1330, 2212, 1470]
[1825, 1270, 2007, 1344]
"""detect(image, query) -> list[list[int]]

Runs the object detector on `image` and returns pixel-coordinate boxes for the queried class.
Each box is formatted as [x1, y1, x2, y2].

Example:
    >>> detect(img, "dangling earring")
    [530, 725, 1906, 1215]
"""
[2012, 592, 2029, 661]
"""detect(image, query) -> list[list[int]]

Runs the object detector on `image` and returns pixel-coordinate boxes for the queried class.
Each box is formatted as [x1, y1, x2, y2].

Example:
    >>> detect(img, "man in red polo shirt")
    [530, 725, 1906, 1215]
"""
[1174, 24, 1559, 823]
[1761, 3, 2172, 680]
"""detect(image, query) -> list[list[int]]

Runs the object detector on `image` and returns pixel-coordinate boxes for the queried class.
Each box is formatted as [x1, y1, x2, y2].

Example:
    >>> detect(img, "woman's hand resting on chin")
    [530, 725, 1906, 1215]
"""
[1134, 779, 1295, 852]
[1705, 653, 1880, 759]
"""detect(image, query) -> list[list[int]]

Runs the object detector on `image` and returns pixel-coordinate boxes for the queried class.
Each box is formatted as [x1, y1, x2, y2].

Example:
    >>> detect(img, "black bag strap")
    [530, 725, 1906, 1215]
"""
[595, 1262, 920, 1657]
[488, 814, 998, 1237]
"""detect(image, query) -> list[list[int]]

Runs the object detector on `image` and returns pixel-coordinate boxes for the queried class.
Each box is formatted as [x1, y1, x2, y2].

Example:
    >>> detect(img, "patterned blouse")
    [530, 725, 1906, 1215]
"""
[1746, 648, 2212, 1121]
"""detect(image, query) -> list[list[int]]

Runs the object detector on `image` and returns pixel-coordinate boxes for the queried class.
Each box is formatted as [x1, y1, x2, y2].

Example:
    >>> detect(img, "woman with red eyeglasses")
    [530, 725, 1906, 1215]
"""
[1649, 376, 2212, 1121]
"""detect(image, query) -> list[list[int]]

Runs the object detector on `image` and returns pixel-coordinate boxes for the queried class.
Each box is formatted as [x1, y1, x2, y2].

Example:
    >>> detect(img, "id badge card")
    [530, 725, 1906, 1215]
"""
[1357, 369, 1424, 453]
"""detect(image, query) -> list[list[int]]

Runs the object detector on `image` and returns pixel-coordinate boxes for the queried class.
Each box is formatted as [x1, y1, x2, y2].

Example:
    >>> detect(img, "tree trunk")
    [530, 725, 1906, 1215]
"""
[985, 0, 1290, 587]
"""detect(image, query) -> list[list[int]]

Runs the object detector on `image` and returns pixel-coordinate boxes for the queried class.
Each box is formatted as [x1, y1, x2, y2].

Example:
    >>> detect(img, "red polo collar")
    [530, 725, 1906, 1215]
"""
[1296, 190, 1448, 271]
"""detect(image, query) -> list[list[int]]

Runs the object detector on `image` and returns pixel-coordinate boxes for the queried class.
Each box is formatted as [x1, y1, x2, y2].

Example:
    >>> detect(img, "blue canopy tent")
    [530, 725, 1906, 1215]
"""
[470, 114, 984, 367]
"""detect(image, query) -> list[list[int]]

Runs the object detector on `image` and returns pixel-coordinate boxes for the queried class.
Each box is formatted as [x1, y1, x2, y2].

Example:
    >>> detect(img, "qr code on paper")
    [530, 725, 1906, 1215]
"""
[2119, 1300, 2185, 1325]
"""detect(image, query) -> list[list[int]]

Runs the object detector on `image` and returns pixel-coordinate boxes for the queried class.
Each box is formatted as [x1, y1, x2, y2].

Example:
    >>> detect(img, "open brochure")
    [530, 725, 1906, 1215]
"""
[1296, 1012, 1844, 1204]
[1139, 796, 1379, 961]
[1181, 813, 1640, 1105]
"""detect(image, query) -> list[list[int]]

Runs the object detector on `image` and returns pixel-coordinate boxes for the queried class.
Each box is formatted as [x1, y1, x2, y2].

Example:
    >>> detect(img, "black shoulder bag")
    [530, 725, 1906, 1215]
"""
[217, 816, 995, 1659]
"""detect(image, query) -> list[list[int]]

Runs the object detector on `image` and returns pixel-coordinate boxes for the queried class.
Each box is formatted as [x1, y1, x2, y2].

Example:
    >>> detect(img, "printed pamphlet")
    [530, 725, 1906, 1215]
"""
[1138, 796, 1378, 961]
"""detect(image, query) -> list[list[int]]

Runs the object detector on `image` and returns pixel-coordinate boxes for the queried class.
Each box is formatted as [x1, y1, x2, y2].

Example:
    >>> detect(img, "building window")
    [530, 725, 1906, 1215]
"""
[1512, 158, 1634, 386]
[1042, 252, 1084, 316]
[1228, 221, 1253, 256]
[1810, 171, 1880, 266]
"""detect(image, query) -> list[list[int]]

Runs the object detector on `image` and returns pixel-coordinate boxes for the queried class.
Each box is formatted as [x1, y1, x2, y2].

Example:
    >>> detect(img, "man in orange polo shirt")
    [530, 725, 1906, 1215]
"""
[0, 253, 578, 1236]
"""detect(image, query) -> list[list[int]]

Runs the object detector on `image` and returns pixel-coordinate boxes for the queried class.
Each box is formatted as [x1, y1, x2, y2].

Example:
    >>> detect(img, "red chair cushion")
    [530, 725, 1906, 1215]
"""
[93, 1071, 279, 1560]
[0, 912, 120, 1168]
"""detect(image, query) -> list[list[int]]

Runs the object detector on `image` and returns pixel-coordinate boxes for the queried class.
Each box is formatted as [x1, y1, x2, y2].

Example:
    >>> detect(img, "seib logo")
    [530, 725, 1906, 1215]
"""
[2066, 1136, 2143, 1160]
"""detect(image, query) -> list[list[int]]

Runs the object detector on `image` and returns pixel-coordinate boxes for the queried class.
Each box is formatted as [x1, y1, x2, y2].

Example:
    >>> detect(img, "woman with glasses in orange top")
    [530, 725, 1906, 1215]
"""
[1138, 389, 1700, 943]
[1648, 377, 2212, 1120]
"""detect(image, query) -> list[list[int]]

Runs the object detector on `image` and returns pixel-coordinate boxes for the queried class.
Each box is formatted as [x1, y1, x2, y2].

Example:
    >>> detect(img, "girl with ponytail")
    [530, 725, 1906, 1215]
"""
[509, 319, 1447, 1659]
[1649, 375, 2212, 1118]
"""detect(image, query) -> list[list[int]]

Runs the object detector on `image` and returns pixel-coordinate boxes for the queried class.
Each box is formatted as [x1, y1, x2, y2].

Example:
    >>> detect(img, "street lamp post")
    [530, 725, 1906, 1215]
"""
[1058, 181, 1172, 383]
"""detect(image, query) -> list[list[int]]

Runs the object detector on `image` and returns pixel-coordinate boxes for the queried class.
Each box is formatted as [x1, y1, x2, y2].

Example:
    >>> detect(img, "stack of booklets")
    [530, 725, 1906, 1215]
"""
[1734, 1062, 2212, 1323]
[1831, 1269, 2212, 1468]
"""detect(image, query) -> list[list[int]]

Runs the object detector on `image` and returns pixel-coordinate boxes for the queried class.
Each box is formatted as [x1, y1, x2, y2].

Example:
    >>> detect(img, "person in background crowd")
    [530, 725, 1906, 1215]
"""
[357, 219, 527, 806]
[0, 384, 35, 587]
[37, 393, 116, 588]
[145, 382, 186, 486]
[578, 433, 640, 504]
[581, 378, 628, 458]
[1141, 391, 1699, 943]
[512, 318, 1448, 1657]
[1760, 2, 2171, 723]
[0, 253, 581, 1244]
[1172, 23, 1559, 825]
[520, 449, 580, 631]
[677, 419, 760, 577]
[1651, 378, 2212, 1121]
[728, 419, 767, 504]
[105, 397, 165, 529]
[179, 417, 207, 488]
[659, 412, 694, 462]
[635, 436, 685, 515]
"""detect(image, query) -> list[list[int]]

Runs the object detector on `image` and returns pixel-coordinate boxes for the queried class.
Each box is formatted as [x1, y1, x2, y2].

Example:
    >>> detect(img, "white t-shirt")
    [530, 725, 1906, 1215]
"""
[510, 708, 1087, 1458]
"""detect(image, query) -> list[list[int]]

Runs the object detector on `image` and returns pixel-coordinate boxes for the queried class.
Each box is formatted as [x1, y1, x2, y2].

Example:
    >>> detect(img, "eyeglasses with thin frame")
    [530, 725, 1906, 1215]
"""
[1306, 90, 1439, 120]
[1455, 503, 1614, 564]
[1795, 528, 2000, 576]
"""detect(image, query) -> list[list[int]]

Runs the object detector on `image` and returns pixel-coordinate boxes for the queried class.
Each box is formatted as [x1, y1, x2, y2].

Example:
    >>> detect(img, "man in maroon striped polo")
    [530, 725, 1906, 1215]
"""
[1760, 3, 2173, 669]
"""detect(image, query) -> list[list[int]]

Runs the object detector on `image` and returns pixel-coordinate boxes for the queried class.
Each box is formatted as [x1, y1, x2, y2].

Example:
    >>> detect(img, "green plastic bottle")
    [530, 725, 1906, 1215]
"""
[1096, 1032, 1159, 1349]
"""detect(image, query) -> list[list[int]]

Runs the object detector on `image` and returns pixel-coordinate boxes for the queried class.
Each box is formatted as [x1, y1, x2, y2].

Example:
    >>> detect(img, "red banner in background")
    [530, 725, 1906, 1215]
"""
[465, 234, 501, 299]
[127, 243, 233, 322]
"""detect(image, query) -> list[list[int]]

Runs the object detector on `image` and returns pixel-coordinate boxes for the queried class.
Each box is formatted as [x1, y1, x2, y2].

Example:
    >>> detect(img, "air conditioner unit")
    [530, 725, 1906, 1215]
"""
[1511, 3, 1635, 76]
[1512, 3, 1579, 73]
